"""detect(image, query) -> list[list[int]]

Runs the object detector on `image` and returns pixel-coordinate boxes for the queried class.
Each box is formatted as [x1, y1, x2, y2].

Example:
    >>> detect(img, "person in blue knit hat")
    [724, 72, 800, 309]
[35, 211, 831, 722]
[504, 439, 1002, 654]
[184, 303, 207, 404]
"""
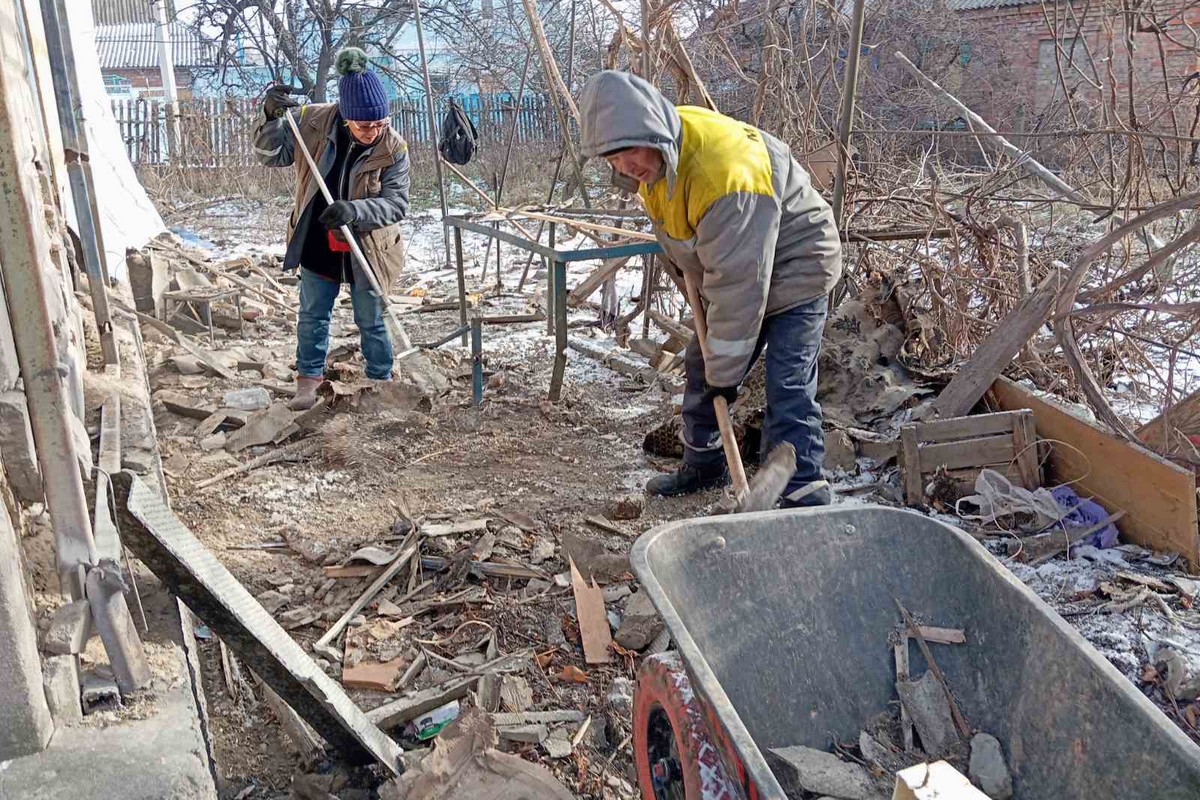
[253, 47, 410, 410]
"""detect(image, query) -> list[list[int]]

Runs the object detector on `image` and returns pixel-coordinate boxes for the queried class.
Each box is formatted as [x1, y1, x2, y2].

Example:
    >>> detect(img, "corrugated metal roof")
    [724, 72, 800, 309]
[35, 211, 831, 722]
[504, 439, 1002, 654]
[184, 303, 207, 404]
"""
[92, 0, 176, 25]
[94, 23, 215, 69]
[945, 0, 1039, 9]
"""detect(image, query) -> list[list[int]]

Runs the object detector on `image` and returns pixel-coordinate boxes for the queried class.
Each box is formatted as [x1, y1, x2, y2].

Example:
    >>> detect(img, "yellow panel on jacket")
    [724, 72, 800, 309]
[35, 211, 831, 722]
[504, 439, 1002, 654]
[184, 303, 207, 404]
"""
[639, 106, 775, 241]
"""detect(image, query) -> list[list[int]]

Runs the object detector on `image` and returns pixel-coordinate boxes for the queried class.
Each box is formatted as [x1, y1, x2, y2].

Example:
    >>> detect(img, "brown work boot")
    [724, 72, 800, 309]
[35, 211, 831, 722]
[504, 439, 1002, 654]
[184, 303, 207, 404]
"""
[288, 376, 322, 411]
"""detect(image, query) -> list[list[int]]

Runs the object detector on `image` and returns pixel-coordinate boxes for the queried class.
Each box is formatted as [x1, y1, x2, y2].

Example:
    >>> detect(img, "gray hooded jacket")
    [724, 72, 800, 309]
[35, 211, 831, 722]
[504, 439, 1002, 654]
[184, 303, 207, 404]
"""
[579, 71, 842, 386]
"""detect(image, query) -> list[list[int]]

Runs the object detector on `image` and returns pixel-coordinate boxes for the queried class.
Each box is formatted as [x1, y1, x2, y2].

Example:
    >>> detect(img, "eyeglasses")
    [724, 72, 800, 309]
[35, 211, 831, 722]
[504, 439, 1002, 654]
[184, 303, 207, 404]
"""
[347, 120, 390, 131]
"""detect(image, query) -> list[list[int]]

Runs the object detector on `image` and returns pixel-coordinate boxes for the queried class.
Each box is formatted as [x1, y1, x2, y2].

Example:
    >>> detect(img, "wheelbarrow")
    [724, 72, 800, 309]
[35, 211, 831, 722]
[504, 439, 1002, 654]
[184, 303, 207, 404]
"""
[628, 506, 1200, 799]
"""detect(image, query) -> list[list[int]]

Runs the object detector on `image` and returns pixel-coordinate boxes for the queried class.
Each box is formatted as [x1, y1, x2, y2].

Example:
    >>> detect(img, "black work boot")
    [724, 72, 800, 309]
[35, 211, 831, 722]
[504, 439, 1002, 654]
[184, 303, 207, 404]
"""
[646, 462, 731, 497]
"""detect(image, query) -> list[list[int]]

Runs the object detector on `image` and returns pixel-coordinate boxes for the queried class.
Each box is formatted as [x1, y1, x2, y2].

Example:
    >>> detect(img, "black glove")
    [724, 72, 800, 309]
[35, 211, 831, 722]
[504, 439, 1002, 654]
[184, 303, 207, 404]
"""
[705, 382, 739, 405]
[319, 201, 357, 229]
[263, 86, 300, 119]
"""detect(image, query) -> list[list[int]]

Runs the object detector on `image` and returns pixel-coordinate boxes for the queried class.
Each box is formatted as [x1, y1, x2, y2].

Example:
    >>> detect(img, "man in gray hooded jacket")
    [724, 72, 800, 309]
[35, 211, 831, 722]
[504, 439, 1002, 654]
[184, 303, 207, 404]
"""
[579, 71, 842, 506]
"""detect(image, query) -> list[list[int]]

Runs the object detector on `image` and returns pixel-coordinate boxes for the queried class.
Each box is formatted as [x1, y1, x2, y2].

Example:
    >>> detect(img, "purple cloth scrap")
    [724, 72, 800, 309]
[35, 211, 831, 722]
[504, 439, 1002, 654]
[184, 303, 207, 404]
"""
[1050, 485, 1119, 548]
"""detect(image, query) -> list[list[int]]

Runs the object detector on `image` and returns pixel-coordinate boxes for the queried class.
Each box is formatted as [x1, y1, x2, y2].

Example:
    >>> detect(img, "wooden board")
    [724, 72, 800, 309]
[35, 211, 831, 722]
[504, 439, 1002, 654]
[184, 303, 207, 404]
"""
[990, 377, 1200, 570]
[931, 267, 1063, 419]
[914, 411, 1022, 441]
[570, 558, 613, 665]
[918, 434, 1014, 472]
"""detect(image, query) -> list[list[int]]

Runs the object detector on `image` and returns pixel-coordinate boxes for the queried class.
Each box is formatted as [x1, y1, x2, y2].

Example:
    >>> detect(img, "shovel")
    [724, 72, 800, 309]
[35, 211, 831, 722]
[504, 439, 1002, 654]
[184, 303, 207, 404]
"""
[681, 274, 797, 513]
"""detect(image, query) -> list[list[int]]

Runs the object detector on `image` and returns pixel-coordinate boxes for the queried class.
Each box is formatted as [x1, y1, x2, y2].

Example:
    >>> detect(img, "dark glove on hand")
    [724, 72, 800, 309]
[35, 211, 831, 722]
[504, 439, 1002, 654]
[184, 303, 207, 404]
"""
[705, 383, 739, 405]
[319, 201, 357, 230]
[263, 86, 300, 119]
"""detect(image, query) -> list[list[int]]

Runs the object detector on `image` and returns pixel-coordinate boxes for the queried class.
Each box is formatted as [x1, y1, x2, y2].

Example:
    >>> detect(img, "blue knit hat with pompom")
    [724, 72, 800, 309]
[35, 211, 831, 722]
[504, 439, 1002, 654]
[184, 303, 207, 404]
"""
[336, 47, 389, 121]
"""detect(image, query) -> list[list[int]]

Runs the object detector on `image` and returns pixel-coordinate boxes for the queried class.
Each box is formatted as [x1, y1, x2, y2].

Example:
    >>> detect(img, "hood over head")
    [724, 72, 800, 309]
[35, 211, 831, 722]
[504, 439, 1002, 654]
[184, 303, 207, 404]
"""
[578, 71, 681, 195]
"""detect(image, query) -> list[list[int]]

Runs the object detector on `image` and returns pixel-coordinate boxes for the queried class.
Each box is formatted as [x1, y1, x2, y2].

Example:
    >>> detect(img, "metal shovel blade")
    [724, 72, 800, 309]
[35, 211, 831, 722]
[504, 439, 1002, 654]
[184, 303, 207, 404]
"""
[737, 442, 798, 513]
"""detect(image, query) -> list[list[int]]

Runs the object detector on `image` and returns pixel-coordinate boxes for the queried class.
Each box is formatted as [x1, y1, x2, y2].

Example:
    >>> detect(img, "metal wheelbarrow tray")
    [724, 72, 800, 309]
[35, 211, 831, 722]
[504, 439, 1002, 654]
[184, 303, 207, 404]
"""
[629, 506, 1200, 799]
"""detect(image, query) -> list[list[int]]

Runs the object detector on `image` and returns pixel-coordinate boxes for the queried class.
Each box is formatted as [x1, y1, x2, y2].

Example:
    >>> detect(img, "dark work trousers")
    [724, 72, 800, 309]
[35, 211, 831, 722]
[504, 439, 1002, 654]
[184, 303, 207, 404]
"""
[681, 294, 828, 503]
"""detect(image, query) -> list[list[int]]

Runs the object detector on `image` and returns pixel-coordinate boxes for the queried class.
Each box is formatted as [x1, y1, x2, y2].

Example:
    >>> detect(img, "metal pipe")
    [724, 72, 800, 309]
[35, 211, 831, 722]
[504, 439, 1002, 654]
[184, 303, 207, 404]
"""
[453, 226, 468, 345]
[470, 317, 483, 407]
[831, 0, 866, 228]
[150, 0, 180, 156]
[546, 223, 556, 336]
[0, 35, 97, 597]
[39, 0, 119, 367]
[412, 0, 452, 266]
[549, 260, 568, 401]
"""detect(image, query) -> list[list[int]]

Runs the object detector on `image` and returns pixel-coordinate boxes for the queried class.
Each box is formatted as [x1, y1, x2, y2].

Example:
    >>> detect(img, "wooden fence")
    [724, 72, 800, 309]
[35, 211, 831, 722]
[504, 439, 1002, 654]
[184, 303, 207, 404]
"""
[112, 94, 560, 166]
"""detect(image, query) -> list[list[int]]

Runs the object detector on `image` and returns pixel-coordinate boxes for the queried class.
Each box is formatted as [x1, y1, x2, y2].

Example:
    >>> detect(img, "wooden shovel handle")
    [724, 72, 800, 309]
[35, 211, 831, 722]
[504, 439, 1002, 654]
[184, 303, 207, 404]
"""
[681, 275, 749, 498]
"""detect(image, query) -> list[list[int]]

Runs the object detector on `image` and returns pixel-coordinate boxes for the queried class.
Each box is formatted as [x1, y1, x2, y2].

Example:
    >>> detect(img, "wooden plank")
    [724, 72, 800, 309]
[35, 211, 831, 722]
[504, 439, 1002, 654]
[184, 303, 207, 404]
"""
[913, 411, 1018, 442]
[568, 256, 632, 307]
[991, 377, 1200, 569]
[1136, 387, 1200, 463]
[894, 641, 913, 751]
[1012, 410, 1040, 489]
[900, 425, 923, 505]
[570, 558, 612, 665]
[260, 680, 325, 767]
[930, 267, 1064, 419]
[918, 434, 1015, 472]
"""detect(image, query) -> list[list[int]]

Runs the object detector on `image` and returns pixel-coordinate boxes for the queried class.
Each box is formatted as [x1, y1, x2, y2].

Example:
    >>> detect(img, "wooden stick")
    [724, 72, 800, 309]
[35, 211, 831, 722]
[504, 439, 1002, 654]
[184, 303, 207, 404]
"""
[194, 440, 316, 490]
[259, 678, 325, 766]
[681, 274, 749, 500]
[439, 159, 540, 242]
[313, 540, 419, 657]
[895, 600, 970, 739]
[514, 208, 657, 241]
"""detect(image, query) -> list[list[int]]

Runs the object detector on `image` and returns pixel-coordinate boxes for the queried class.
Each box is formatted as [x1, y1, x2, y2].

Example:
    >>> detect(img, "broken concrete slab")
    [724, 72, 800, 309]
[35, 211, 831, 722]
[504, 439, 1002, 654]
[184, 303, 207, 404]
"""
[969, 733, 1013, 800]
[896, 670, 958, 758]
[498, 723, 549, 744]
[543, 726, 574, 759]
[365, 678, 477, 731]
[767, 745, 878, 800]
[42, 600, 93, 655]
[169, 355, 205, 375]
[614, 590, 664, 651]
[492, 710, 587, 726]
[80, 672, 121, 712]
[224, 402, 296, 452]
[85, 560, 152, 696]
[0, 390, 43, 502]
[42, 654, 82, 726]
[110, 471, 402, 774]
[155, 390, 218, 421]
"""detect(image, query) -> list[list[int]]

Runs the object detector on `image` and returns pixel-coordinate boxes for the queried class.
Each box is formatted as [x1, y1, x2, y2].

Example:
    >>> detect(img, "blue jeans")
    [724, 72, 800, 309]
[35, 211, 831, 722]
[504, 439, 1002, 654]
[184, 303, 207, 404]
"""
[682, 295, 827, 502]
[296, 268, 393, 380]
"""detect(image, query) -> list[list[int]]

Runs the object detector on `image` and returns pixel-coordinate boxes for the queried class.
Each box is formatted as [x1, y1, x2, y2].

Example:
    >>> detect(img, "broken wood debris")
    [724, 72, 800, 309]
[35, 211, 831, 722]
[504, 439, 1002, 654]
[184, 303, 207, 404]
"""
[570, 558, 613, 665]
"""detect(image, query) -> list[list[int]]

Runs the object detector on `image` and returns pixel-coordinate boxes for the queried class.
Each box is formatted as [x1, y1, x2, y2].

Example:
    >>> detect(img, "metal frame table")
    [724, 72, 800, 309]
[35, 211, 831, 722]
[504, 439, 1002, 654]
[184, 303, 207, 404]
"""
[443, 215, 661, 401]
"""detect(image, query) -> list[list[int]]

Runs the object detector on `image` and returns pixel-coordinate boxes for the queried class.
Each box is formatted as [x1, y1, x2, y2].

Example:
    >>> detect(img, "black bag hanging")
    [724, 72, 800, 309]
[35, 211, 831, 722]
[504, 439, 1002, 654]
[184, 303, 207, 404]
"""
[438, 98, 478, 165]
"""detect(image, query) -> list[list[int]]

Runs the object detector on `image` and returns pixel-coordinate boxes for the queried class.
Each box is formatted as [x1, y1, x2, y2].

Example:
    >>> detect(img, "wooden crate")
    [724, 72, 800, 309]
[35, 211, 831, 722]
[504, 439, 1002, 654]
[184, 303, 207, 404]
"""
[900, 410, 1039, 505]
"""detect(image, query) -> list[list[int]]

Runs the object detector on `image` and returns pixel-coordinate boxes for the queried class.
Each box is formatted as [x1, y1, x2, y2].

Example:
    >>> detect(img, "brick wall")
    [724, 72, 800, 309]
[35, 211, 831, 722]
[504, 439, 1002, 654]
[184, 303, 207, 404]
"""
[953, 0, 1200, 131]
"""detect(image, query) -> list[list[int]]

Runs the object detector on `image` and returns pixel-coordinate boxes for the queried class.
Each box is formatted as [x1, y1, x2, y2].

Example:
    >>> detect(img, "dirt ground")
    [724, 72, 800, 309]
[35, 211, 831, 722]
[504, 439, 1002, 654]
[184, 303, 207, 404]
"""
[140, 197, 1200, 798]
[151, 199, 730, 798]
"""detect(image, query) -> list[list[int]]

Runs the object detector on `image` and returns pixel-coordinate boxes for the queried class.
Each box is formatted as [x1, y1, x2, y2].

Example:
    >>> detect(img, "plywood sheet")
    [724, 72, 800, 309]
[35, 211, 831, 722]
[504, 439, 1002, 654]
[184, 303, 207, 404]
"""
[990, 378, 1199, 570]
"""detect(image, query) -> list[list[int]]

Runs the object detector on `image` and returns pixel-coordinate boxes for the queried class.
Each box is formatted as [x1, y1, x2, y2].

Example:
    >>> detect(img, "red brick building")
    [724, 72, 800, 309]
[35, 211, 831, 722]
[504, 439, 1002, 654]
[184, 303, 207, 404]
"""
[946, 0, 1200, 131]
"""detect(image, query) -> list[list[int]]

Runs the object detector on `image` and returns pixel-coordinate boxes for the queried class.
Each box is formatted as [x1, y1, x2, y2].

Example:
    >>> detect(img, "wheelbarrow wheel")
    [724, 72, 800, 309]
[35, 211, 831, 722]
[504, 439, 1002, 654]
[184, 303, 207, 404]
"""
[633, 652, 744, 800]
